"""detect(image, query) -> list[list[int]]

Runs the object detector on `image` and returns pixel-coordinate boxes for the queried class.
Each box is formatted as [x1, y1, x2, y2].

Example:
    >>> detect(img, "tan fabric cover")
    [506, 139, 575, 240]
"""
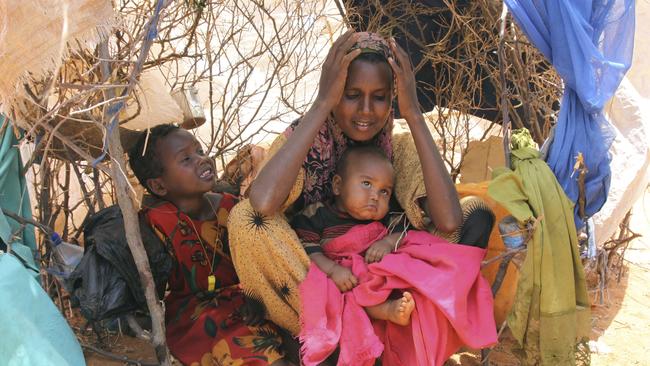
[459, 136, 506, 184]
[119, 70, 184, 131]
[0, 0, 114, 113]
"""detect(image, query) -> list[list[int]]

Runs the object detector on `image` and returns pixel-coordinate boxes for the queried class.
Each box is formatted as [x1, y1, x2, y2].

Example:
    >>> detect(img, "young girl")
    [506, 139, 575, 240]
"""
[128, 124, 294, 366]
[291, 145, 496, 366]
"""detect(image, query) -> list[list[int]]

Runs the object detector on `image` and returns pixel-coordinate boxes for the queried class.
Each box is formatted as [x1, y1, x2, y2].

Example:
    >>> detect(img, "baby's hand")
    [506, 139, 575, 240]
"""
[329, 265, 358, 292]
[365, 238, 394, 263]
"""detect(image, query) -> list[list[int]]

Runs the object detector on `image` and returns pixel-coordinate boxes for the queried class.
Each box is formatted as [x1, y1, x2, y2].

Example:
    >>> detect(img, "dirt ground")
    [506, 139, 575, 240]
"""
[588, 188, 650, 366]
[84, 188, 650, 366]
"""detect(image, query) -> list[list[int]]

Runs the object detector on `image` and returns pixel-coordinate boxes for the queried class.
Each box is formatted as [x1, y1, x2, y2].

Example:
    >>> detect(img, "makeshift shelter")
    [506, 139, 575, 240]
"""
[0, 0, 645, 365]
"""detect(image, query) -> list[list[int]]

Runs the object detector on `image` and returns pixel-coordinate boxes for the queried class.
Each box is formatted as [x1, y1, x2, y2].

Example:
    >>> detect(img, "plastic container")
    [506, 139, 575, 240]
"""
[49, 232, 83, 279]
[498, 215, 525, 249]
[498, 215, 527, 270]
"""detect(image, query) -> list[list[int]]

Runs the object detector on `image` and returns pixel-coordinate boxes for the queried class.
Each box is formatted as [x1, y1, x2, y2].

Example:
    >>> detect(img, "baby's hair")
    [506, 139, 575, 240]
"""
[336, 145, 392, 179]
[128, 124, 180, 195]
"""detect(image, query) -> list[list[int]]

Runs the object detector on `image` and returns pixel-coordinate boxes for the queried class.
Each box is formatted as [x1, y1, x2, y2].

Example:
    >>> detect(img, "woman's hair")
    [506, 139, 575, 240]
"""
[354, 51, 388, 64]
[128, 124, 180, 193]
[352, 52, 393, 86]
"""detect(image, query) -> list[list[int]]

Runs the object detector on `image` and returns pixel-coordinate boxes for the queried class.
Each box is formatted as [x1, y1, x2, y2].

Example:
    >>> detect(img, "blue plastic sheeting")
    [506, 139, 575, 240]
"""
[504, 0, 635, 229]
[0, 115, 38, 271]
[0, 253, 85, 366]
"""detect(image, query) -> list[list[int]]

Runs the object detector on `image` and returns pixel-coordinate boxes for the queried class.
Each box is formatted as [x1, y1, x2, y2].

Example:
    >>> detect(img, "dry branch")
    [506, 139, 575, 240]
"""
[99, 8, 173, 359]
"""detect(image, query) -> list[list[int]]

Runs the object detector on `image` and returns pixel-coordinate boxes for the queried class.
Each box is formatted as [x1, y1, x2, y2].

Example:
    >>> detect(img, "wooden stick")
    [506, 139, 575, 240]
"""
[481, 320, 509, 365]
[481, 246, 526, 267]
[1, 208, 53, 235]
[333, 0, 352, 29]
[99, 39, 171, 365]
[491, 255, 514, 296]
[497, 3, 512, 169]
[81, 343, 158, 366]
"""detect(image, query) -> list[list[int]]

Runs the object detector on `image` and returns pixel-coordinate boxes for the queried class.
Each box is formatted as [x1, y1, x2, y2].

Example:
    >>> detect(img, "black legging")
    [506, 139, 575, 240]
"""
[458, 207, 495, 249]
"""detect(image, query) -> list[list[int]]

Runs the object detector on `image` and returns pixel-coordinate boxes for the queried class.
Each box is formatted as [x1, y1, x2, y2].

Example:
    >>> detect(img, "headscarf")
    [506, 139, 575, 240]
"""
[284, 32, 394, 211]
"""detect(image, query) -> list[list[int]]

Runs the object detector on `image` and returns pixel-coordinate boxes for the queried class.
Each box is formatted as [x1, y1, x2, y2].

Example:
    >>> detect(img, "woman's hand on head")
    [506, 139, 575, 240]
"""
[387, 38, 421, 122]
[249, 32, 364, 215]
[315, 30, 362, 110]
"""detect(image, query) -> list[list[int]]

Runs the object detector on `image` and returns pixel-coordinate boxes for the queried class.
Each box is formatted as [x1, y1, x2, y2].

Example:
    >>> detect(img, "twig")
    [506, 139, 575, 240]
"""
[81, 343, 158, 366]
[490, 253, 515, 296]
[67, 150, 96, 216]
[125, 314, 152, 341]
[333, 0, 351, 29]
[481, 246, 526, 267]
[481, 320, 508, 365]
[93, 169, 106, 210]
[0, 208, 52, 235]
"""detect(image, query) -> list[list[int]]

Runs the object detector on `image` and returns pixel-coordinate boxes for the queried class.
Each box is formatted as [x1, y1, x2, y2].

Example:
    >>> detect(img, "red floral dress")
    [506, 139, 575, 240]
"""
[144, 193, 284, 365]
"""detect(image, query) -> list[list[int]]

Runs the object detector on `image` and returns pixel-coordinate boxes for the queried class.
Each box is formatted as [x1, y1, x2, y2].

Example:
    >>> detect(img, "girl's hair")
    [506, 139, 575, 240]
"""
[128, 124, 180, 194]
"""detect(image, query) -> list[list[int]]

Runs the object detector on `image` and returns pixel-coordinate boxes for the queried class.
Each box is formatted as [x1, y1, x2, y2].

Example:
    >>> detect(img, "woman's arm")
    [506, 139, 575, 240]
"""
[248, 102, 330, 215]
[387, 39, 462, 233]
[249, 31, 362, 216]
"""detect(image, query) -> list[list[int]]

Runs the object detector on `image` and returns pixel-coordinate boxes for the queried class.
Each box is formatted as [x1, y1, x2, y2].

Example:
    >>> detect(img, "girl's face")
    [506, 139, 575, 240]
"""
[148, 129, 215, 200]
[332, 59, 393, 142]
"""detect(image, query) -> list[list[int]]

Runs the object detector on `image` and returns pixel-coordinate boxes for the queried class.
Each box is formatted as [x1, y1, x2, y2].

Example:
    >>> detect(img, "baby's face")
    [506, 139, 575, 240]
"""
[334, 156, 394, 221]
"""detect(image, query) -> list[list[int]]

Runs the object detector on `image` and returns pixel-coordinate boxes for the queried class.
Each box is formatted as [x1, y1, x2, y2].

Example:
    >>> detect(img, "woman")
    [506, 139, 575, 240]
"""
[227, 31, 494, 337]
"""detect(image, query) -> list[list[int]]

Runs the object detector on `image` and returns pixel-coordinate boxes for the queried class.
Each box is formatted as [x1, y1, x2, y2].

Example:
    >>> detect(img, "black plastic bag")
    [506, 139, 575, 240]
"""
[67, 205, 172, 323]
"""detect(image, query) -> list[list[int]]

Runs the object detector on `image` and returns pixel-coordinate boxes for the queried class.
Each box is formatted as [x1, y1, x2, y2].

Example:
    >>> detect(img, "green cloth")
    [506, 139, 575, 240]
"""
[0, 115, 37, 272]
[510, 128, 538, 150]
[488, 130, 590, 365]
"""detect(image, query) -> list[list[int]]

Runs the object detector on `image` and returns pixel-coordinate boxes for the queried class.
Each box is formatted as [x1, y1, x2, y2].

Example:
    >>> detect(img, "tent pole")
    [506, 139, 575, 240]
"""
[98, 0, 172, 360]
[333, 0, 351, 29]
[498, 3, 512, 169]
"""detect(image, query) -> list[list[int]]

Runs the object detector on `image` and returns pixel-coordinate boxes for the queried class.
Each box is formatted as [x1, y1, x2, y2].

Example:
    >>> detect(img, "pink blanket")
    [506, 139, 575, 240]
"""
[299, 222, 497, 366]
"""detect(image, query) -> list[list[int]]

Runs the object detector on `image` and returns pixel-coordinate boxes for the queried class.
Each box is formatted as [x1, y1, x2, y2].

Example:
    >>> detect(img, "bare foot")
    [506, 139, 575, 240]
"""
[387, 291, 415, 326]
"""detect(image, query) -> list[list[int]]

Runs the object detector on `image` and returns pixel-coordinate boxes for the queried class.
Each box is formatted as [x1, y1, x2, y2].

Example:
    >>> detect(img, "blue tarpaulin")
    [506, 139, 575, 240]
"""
[0, 115, 38, 272]
[0, 253, 86, 366]
[0, 115, 85, 365]
[504, 0, 635, 229]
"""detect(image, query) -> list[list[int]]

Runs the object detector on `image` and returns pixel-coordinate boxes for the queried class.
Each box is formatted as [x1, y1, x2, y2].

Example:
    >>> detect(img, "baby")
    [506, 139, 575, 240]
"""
[292, 144, 497, 366]
[291, 145, 415, 325]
